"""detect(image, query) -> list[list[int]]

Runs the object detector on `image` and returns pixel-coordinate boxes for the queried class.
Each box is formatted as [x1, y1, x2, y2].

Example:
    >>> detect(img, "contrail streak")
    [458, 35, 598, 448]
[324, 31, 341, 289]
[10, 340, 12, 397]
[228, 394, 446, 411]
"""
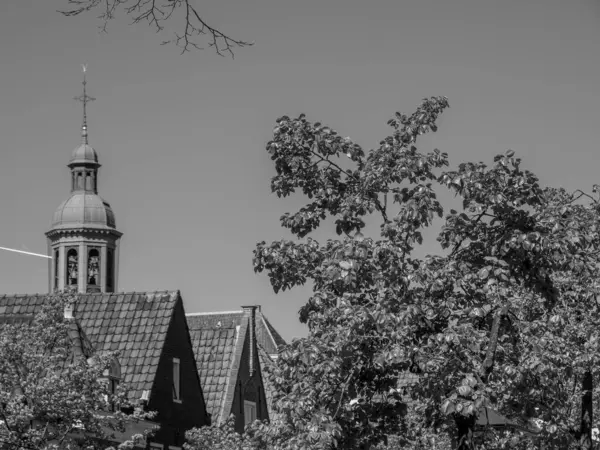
[0, 246, 52, 259]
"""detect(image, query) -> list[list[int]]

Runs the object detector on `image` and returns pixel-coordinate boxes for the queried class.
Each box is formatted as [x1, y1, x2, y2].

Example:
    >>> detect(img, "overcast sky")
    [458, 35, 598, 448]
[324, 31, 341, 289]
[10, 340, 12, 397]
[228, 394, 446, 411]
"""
[0, 0, 599, 340]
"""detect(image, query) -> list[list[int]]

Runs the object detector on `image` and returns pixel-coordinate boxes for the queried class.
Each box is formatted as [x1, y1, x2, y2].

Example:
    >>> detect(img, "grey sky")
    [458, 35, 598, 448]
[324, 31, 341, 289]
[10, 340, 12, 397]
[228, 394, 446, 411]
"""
[1, 0, 599, 340]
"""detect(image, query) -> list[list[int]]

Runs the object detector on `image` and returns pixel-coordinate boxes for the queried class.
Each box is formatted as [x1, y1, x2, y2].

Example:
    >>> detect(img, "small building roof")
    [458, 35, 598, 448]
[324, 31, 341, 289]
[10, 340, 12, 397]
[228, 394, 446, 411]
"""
[186, 309, 287, 424]
[0, 291, 180, 401]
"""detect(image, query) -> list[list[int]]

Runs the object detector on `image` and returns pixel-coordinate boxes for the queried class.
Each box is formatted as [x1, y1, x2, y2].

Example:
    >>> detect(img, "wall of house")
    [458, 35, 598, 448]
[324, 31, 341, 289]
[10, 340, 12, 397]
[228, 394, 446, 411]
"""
[147, 299, 208, 447]
[229, 325, 270, 433]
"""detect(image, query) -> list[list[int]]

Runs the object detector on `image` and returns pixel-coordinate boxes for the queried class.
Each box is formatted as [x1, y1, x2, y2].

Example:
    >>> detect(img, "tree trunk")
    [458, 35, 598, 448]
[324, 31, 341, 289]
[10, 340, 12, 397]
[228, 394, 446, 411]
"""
[481, 306, 508, 383]
[579, 370, 593, 450]
[455, 415, 476, 450]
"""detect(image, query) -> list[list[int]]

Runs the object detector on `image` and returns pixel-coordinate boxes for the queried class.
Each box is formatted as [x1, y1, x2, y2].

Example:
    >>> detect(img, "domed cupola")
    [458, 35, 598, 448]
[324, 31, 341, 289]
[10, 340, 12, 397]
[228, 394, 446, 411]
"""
[45, 66, 122, 295]
[69, 143, 99, 166]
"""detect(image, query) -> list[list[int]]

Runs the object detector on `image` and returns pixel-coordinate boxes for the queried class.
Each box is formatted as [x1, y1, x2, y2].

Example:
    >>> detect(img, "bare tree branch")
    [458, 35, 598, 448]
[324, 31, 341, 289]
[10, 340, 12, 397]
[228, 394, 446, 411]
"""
[59, 0, 254, 57]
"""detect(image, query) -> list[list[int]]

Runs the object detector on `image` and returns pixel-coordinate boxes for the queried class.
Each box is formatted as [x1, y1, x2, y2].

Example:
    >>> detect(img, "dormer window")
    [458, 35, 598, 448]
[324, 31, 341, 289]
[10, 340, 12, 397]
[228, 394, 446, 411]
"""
[172, 358, 181, 402]
[102, 358, 121, 412]
[109, 359, 120, 394]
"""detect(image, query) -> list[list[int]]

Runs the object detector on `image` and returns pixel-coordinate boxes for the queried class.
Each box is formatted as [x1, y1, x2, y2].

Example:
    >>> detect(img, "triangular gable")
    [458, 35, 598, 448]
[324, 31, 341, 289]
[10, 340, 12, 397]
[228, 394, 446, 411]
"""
[186, 312, 247, 425]
[186, 308, 287, 425]
[0, 291, 179, 402]
[256, 312, 286, 358]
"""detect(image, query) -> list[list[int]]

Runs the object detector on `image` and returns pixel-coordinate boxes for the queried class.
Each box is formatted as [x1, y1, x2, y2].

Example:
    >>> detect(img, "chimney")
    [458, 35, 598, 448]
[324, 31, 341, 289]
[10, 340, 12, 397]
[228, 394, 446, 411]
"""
[242, 305, 258, 376]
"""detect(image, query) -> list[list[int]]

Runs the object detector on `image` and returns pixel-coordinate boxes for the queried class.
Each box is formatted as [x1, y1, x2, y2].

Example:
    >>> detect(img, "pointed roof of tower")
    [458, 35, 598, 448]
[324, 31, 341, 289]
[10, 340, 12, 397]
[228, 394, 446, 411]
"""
[48, 66, 118, 235]
[70, 65, 99, 167]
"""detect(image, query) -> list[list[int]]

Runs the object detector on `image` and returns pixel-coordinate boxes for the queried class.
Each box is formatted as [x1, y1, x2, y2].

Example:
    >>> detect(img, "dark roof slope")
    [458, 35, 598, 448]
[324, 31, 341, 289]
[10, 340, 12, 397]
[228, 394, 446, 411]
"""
[0, 291, 180, 401]
[257, 344, 284, 423]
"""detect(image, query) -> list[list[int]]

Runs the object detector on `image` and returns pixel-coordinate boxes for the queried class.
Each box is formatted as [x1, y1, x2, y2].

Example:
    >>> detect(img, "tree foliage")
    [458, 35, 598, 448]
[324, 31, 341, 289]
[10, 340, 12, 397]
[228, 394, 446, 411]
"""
[187, 97, 600, 449]
[0, 291, 153, 449]
[60, 0, 253, 57]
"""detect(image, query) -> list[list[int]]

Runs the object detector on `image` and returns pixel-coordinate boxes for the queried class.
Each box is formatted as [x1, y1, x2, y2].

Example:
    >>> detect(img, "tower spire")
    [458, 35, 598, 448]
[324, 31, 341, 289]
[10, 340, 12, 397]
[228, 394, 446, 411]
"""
[73, 64, 95, 145]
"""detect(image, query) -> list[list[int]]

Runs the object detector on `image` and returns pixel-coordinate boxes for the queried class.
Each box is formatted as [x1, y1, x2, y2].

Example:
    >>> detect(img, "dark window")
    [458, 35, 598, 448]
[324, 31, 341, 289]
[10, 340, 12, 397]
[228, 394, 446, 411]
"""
[66, 249, 78, 286]
[53, 249, 59, 291]
[106, 250, 114, 292]
[172, 358, 181, 401]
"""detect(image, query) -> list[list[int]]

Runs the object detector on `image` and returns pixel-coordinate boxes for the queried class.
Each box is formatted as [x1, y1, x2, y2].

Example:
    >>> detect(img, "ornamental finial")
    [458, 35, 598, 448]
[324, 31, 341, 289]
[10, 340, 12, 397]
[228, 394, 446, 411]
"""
[73, 64, 95, 145]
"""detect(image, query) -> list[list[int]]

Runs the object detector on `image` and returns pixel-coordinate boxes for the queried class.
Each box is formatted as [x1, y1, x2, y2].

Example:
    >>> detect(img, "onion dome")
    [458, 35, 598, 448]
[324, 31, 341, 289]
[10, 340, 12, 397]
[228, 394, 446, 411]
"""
[51, 193, 116, 231]
[69, 143, 99, 167]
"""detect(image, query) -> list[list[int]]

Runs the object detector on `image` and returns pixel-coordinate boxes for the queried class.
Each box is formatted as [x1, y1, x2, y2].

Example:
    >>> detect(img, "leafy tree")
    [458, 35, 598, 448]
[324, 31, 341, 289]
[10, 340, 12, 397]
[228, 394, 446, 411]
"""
[59, 0, 253, 57]
[0, 291, 152, 449]
[247, 97, 600, 449]
[183, 416, 265, 450]
[181, 98, 600, 449]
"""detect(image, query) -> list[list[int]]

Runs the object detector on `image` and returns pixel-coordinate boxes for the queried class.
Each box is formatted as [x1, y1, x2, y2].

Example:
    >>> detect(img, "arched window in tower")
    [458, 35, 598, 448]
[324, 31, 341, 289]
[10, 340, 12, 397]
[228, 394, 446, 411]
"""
[66, 249, 78, 286]
[87, 248, 100, 287]
[85, 171, 92, 191]
[77, 172, 84, 190]
[106, 249, 114, 292]
[53, 249, 59, 291]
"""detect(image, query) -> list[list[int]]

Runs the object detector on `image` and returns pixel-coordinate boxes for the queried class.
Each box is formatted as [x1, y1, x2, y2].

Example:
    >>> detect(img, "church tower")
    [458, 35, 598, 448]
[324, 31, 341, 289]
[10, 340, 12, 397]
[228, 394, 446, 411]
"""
[46, 67, 122, 294]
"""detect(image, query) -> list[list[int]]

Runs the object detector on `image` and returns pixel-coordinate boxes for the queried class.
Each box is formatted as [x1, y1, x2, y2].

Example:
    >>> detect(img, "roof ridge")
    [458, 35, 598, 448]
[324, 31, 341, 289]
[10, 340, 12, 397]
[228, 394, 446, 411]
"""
[219, 319, 248, 425]
[0, 290, 179, 297]
[186, 310, 242, 316]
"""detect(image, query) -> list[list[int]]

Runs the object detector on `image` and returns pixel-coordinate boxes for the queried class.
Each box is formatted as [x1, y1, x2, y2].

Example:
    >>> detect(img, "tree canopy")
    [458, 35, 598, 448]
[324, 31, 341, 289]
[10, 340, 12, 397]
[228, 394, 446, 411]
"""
[238, 97, 600, 449]
[179, 96, 600, 449]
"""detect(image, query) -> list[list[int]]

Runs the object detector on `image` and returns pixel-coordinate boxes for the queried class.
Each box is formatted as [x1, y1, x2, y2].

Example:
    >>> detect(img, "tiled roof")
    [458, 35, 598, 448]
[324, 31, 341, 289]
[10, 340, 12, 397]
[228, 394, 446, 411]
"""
[186, 312, 243, 423]
[185, 308, 287, 425]
[0, 291, 179, 401]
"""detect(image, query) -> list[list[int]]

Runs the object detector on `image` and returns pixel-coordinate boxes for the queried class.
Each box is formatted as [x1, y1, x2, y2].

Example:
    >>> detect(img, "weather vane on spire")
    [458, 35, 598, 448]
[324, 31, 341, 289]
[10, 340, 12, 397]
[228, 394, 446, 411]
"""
[73, 64, 95, 144]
